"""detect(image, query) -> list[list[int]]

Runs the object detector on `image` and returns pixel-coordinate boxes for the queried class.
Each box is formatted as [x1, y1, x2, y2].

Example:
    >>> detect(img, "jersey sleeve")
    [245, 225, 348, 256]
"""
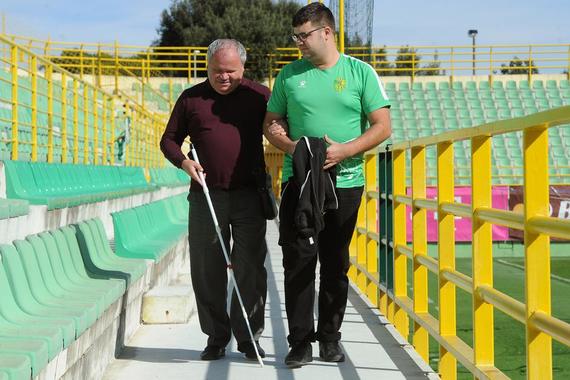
[267, 69, 287, 116]
[361, 63, 391, 114]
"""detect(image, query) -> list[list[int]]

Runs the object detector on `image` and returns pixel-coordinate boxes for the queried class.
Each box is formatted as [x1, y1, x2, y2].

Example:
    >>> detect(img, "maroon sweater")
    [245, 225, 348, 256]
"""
[160, 78, 270, 191]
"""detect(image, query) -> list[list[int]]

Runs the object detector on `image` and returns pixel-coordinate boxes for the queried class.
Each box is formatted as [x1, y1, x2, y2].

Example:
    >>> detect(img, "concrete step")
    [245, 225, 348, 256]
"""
[141, 285, 195, 324]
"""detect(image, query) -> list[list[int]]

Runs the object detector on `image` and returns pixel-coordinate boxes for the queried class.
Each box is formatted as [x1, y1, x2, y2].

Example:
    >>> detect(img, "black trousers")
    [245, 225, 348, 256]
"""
[282, 186, 363, 345]
[188, 188, 267, 347]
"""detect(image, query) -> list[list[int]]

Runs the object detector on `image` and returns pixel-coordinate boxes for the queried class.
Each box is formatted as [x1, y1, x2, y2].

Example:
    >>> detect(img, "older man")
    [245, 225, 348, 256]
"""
[160, 39, 270, 361]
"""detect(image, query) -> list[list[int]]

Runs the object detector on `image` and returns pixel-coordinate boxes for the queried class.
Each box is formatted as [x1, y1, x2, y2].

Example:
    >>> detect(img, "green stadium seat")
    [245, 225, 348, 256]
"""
[519, 80, 530, 89]
[112, 194, 188, 261]
[438, 82, 450, 90]
[532, 80, 544, 89]
[0, 354, 32, 380]
[560, 80, 570, 89]
[398, 82, 410, 91]
[412, 82, 423, 91]
[546, 80, 558, 89]
[512, 108, 525, 117]
[452, 82, 463, 90]
[425, 82, 436, 91]
[74, 220, 146, 287]
[492, 81, 504, 90]
[498, 109, 512, 119]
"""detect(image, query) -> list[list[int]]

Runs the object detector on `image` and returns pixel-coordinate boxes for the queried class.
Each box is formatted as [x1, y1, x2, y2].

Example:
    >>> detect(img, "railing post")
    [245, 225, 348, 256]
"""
[365, 152, 379, 307]
[31, 55, 37, 161]
[393, 148, 408, 339]
[412, 145, 429, 362]
[93, 89, 98, 165]
[72, 79, 79, 164]
[83, 84, 89, 164]
[10, 44, 18, 160]
[61, 72, 68, 163]
[437, 141, 457, 379]
[114, 40, 119, 94]
[356, 183, 367, 292]
[381, 146, 395, 321]
[471, 135, 494, 370]
[46, 65, 53, 163]
[110, 99, 115, 165]
[523, 124, 552, 379]
[489, 47, 494, 85]
[79, 44, 84, 80]
[102, 94, 107, 164]
[97, 43, 102, 88]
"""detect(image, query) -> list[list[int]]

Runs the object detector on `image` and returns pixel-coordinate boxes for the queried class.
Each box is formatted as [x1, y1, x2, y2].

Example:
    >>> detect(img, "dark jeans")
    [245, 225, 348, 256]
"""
[282, 186, 363, 345]
[188, 187, 267, 347]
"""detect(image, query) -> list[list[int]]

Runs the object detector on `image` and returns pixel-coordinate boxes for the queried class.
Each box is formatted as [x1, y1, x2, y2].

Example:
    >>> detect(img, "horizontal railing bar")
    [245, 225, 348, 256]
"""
[477, 285, 526, 324]
[530, 311, 570, 348]
[394, 195, 412, 205]
[527, 215, 570, 240]
[475, 207, 524, 230]
[441, 202, 472, 218]
[441, 268, 473, 293]
[414, 198, 437, 211]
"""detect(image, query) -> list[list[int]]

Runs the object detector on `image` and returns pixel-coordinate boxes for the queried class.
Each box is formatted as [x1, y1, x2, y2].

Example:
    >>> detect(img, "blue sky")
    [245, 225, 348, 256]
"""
[1, 0, 569, 47]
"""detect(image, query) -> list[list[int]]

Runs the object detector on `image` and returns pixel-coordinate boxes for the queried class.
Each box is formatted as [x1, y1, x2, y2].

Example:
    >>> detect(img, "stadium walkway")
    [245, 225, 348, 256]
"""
[102, 221, 437, 380]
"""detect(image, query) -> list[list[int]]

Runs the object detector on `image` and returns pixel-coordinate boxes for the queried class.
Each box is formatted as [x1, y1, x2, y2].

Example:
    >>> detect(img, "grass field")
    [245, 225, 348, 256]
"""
[403, 247, 570, 379]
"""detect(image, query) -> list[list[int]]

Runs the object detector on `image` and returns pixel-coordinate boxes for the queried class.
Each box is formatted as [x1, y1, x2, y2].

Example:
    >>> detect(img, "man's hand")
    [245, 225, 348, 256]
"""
[267, 119, 288, 136]
[323, 134, 351, 170]
[181, 159, 206, 186]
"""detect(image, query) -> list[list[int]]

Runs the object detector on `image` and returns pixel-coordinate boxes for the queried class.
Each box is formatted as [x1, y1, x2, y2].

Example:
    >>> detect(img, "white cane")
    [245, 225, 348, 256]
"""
[190, 145, 264, 367]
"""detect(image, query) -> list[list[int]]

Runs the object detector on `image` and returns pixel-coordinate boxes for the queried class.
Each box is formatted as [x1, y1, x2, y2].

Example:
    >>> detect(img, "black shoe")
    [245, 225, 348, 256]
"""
[285, 342, 313, 368]
[319, 341, 345, 362]
[238, 341, 266, 360]
[200, 345, 225, 360]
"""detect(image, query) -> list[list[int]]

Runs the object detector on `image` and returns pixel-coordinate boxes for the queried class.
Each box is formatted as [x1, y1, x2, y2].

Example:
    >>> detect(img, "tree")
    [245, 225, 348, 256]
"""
[500, 56, 538, 75]
[420, 50, 443, 76]
[153, 0, 299, 81]
[371, 46, 392, 76]
[394, 46, 420, 76]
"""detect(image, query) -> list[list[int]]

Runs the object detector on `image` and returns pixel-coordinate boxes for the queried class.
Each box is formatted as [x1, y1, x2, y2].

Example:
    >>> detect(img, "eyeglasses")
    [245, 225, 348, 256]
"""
[291, 26, 326, 43]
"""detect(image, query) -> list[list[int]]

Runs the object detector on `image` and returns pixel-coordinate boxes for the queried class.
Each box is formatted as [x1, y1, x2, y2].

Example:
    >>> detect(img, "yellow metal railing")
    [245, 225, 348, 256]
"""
[3, 34, 569, 91]
[350, 106, 570, 379]
[0, 35, 166, 168]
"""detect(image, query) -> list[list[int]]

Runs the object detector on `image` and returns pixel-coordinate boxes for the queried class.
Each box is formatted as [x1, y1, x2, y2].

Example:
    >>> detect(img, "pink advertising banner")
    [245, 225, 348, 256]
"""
[405, 186, 510, 242]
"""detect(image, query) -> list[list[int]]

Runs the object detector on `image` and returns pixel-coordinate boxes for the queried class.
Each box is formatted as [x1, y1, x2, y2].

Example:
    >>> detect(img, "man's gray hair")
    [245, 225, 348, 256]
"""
[207, 39, 247, 65]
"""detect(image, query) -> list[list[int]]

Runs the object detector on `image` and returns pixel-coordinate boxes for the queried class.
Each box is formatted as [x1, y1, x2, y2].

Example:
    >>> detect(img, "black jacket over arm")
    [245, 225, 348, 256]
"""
[278, 137, 338, 245]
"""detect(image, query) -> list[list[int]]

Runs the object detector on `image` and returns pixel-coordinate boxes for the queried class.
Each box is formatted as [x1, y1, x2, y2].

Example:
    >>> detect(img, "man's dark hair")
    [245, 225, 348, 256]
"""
[292, 2, 335, 31]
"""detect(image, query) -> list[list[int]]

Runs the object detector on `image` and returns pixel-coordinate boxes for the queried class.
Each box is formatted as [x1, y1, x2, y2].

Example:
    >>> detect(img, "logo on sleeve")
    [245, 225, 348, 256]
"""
[334, 77, 346, 92]
[298, 80, 307, 88]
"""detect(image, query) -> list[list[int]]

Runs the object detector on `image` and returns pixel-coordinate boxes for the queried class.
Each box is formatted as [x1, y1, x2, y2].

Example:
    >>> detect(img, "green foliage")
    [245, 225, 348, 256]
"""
[500, 56, 539, 75]
[154, 0, 299, 81]
[394, 46, 420, 76]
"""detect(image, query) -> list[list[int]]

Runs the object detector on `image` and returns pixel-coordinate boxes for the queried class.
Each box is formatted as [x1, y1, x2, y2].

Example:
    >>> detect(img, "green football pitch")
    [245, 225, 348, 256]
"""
[404, 245, 570, 379]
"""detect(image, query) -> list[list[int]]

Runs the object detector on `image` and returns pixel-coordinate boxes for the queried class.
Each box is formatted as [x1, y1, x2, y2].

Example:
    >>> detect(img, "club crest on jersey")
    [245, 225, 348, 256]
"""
[334, 77, 346, 92]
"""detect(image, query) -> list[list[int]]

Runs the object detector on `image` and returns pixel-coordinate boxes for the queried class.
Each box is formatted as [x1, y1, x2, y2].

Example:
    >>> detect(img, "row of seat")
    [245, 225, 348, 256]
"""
[112, 193, 188, 261]
[0, 218, 146, 379]
[149, 167, 190, 188]
[384, 79, 570, 91]
[3, 161, 152, 210]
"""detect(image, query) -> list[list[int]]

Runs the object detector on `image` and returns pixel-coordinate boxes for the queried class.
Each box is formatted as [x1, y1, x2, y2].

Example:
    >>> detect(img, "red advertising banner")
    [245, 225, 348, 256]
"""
[508, 185, 570, 241]
[405, 186, 510, 242]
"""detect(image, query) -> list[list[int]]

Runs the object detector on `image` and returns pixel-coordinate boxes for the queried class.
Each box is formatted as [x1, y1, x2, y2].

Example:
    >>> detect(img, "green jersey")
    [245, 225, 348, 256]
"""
[267, 53, 390, 188]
